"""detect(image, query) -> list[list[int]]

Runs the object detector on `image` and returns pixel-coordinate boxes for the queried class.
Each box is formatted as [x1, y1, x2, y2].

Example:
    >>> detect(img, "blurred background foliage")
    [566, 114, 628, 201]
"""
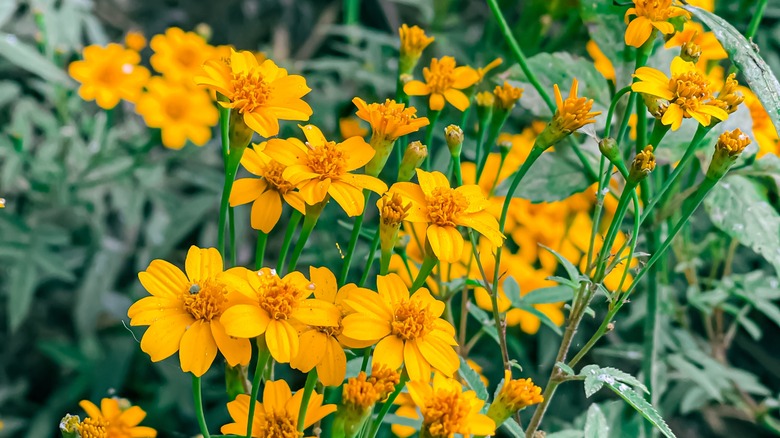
[1, 0, 780, 437]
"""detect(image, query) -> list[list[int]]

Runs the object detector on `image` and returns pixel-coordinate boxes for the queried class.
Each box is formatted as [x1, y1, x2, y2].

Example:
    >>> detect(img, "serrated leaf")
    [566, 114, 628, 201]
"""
[704, 175, 780, 275]
[579, 365, 648, 394]
[605, 382, 676, 438]
[584, 376, 605, 398]
[584, 404, 609, 438]
[467, 305, 500, 345]
[0, 33, 72, 85]
[459, 357, 489, 400]
[521, 285, 575, 305]
[500, 417, 524, 437]
[684, 5, 780, 136]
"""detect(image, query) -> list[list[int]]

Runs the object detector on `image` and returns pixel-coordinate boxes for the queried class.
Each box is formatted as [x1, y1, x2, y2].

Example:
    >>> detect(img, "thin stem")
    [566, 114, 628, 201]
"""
[288, 212, 321, 273]
[604, 86, 633, 139]
[641, 223, 662, 427]
[229, 207, 237, 266]
[359, 231, 382, 286]
[368, 373, 409, 438]
[255, 231, 268, 270]
[594, 182, 637, 281]
[476, 111, 510, 181]
[586, 156, 609, 273]
[745, 0, 768, 40]
[297, 369, 319, 433]
[278, 210, 303, 272]
[616, 192, 642, 293]
[343, 0, 360, 25]
[410, 255, 438, 292]
[339, 191, 371, 285]
[423, 110, 442, 170]
[219, 151, 243, 261]
[247, 341, 272, 437]
[192, 376, 211, 438]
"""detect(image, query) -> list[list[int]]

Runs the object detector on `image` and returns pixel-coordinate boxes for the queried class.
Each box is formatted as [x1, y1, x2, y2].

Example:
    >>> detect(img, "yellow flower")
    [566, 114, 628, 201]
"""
[124, 31, 146, 52]
[353, 97, 429, 143]
[379, 193, 411, 257]
[742, 87, 779, 157]
[219, 267, 340, 363]
[708, 128, 751, 179]
[339, 116, 369, 139]
[493, 81, 524, 110]
[195, 49, 313, 138]
[475, 91, 495, 108]
[68, 44, 150, 109]
[220, 380, 336, 437]
[79, 398, 157, 438]
[404, 57, 479, 111]
[586, 41, 616, 82]
[389, 169, 503, 262]
[399, 24, 435, 74]
[135, 77, 218, 149]
[624, 0, 690, 48]
[407, 373, 496, 438]
[687, 0, 715, 12]
[665, 22, 727, 67]
[487, 371, 543, 425]
[553, 78, 601, 134]
[290, 266, 374, 386]
[337, 364, 401, 434]
[127, 246, 251, 376]
[229, 145, 306, 233]
[263, 124, 387, 216]
[150, 27, 215, 84]
[632, 57, 728, 130]
[713, 73, 744, 116]
[341, 273, 459, 382]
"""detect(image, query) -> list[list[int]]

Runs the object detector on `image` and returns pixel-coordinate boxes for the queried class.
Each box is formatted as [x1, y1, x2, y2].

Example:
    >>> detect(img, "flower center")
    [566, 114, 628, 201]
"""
[78, 418, 109, 438]
[183, 281, 228, 321]
[316, 320, 343, 337]
[306, 142, 347, 179]
[421, 389, 470, 438]
[635, 0, 675, 21]
[175, 46, 201, 69]
[260, 412, 299, 438]
[257, 272, 303, 320]
[164, 95, 189, 120]
[263, 161, 296, 194]
[231, 71, 271, 114]
[423, 58, 457, 94]
[391, 300, 434, 340]
[426, 187, 468, 227]
[97, 64, 125, 86]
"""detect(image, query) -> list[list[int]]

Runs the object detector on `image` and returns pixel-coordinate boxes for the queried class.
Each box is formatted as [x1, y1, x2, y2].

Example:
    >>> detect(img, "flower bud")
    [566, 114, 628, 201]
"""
[493, 81, 524, 111]
[59, 414, 80, 438]
[680, 40, 702, 63]
[444, 124, 464, 157]
[536, 78, 601, 149]
[378, 193, 410, 257]
[628, 145, 656, 184]
[399, 24, 434, 75]
[398, 141, 427, 182]
[713, 73, 744, 119]
[487, 371, 543, 427]
[228, 109, 253, 151]
[707, 128, 751, 180]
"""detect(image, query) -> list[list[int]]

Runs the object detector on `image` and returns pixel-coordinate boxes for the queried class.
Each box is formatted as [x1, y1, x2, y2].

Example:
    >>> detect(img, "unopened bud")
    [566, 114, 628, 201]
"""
[628, 145, 656, 184]
[444, 124, 464, 157]
[398, 141, 427, 182]
[228, 110, 253, 151]
[598, 137, 620, 162]
[707, 129, 751, 180]
[59, 414, 80, 438]
[680, 40, 702, 63]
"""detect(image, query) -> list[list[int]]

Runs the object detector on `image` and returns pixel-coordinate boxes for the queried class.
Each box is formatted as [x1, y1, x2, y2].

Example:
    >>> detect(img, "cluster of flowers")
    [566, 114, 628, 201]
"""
[61, 0, 759, 435]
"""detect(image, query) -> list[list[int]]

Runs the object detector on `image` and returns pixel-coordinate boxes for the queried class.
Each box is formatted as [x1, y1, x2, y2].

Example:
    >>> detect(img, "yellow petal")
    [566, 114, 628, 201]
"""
[403, 340, 432, 382]
[79, 400, 102, 420]
[343, 288, 394, 320]
[328, 181, 366, 217]
[317, 336, 347, 387]
[341, 313, 392, 341]
[179, 320, 218, 376]
[290, 330, 326, 373]
[625, 17, 653, 48]
[404, 80, 430, 96]
[264, 380, 293, 413]
[444, 88, 470, 111]
[220, 304, 271, 338]
[210, 319, 251, 367]
[426, 224, 465, 263]
[138, 259, 188, 298]
[429, 93, 445, 111]
[416, 337, 458, 377]
[251, 190, 283, 233]
[185, 246, 223, 281]
[299, 124, 327, 146]
[291, 298, 341, 327]
[373, 335, 405, 370]
[377, 273, 411, 306]
[266, 320, 299, 363]
[117, 406, 146, 427]
[230, 178, 265, 207]
[140, 313, 192, 362]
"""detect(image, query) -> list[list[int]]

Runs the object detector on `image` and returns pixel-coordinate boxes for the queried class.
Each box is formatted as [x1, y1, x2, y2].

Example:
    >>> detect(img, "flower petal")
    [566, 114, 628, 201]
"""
[220, 304, 270, 338]
[373, 335, 405, 370]
[426, 224, 465, 263]
[140, 313, 193, 362]
[403, 340, 432, 382]
[179, 320, 218, 376]
[251, 190, 283, 233]
[185, 246, 223, 281]
[317, 336, 347, 387]
[266, 320, 299, 363]
[290, 330, 327, 373]
[211, 319, 251, 367]
[341, 313, 392, 341]
[138, 260, 188, 298]
[230, 178, 266, 207]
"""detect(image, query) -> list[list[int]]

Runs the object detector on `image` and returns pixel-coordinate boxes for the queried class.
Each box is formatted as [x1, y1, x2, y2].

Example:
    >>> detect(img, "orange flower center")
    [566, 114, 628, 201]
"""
[259, 412, 298, 437]
[426, 187, 468, 227]
[183, 281, 228, 321]
[257, 272, 305, 320]
[231, 71, 271, 114]
[391, 300, 434, 340]
[175, 46, 201, 69]
[669, 70, 712, 111]
[263, 160, 296, 194]
[97, 63, 130, 86]
[316, 320, 343, 337]
[423, 58, 457, 94]
[78, 417, 109, 438]
[421, 388, 470, 438]
[164, 95, 189, 120]
[306, 142, 346, 179]
[634, 0, 676, 21]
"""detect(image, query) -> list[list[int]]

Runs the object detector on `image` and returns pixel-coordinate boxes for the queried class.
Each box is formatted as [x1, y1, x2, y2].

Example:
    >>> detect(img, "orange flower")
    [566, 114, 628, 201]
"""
[150, 27, 215, 84]
[68, 44, 150, 109]
[78, 398, 156, 438]
[404, 57, 479, 111]
[624, 0, 690, 48]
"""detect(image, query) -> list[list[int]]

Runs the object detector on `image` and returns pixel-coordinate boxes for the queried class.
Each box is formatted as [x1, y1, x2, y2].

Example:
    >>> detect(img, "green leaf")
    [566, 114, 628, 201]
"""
[0, 33, 72, 85]
[539, 244, 581, 283]
[0, 0, 16, 28]
[556, 361, 575, 376]
[383, 413, 421, 428]
[501, 145, 593, 202]
[458, 357, 488, 400]
[8, 248, 37, 331]
[683, 5, 780, 136]
[704, 175, 780, 275]
[584, 404, 609, 438]
[579, 365, 648, 394]
[605, 382, 676, 438]
[520, 285, 575, 305]
[500, 418, 524, 438]
[504, 276, 522, 307]
[467, 305, 501, 345]
[584, 375, 605, 398]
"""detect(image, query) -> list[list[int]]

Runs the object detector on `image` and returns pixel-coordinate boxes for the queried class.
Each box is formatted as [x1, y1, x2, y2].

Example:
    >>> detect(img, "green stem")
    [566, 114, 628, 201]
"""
[247, 342, 272, 437]
[297, 369, 319, 433]
[410, 255, 438, 292]
[339, 191, 371, 285]
[594, 182, 636, 281]
[604, 86, 633, 139]
[229, 207, 237, 266]
[586, 157, 609, 273]
[255, 231, 268, 270]
[192, 376, 211, 438]
[476, 111, 510, 181]
[745, 0, 768, 40]
[368, 373, 409, 438]
[217, 104, 231, 259]
[641, 219, 662, 430]
[288, 212, 321, 273]
[616, 192, 642, 293]
[344, 0, 360, 25]
[423, 110, 441, 170]
[218, 151, 243, 261]
[360, 231, 381, 286]
[278, 210, 303, 272]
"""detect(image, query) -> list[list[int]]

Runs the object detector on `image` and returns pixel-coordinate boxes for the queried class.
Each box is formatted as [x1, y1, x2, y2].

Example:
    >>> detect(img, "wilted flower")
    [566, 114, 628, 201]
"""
[629, 145, 657, 183]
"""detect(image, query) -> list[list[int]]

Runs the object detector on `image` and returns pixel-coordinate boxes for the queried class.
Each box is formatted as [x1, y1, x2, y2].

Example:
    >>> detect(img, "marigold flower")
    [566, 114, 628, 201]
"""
[398, 141, 428, 182]
[404, 57, 479, 111]
[475, 91, 495, 108]
[367, 363, 401, 400]
[229, 145, 306, 233]
[68, 44, 150, 109]
[127, 246, 252, 376]
[399, 24, 435, 74]
[537, 78, 601, 148]
[493, 81, 524, 110]
[586, 40, 615, 82]
[195, 49, 313, 138]
[353, 97, 429, 176]
[707, 128, 751, 179]
[624, 0, 690, 48]
[150, 27, 215, 84]
[389, 169, 503, 262]
[78, 398, 157, 438]
[336, 364, 401, 436]
[632, 57, 728, 130]
[220, 267, 341, 363]
[407, 374, 496, 438]
[290, 267, 373, 386]
[135, 77, 218, 149]
[629, 145, 657, 183]
[713, 73, 744, 117]
[220, 381, 336, 437]
[263, 124, 387, 216]
[487, 371, 543, 426]
[124, 31, 146, 52]
[341, 274, 459, 382]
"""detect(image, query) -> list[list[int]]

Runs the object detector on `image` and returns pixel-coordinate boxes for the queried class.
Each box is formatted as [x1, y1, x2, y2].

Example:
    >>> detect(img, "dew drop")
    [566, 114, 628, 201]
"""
[307, 283, 316, 290]
[270, 269, 278, 276]
[121, 63, 133, 74]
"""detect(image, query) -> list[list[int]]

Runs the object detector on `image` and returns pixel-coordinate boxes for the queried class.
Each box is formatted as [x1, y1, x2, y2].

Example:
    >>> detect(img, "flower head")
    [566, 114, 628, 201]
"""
[713, 73, 744, 117]
[444, 124, 464, 156]
[229, 145, 306, 233]
[493, 81, 524, 110]
[632, 57, 728, 130]
[537, 78, 601, 148]
[219, 267, 340, 363]
[220, 381, 336, 437]
[665, 22, 727, 67]
[342, 274, 459, 382]
[78, 398, 156, 438]
[624, 0, 690, 48]
[404, 57, 479, 111]
[263, 124, 387, 216]
[407, 374, 496, 438]
[338, 364, 401, 432]
[135, 77, 218, 149]
[399, 24, 435, 74]
[707, 128, 751, 179]
[124, 31, 146, 52]
[379, 192, 411, 255]
[487, 371, 543, 426]
[127, 246, 252, 376]
[195, 49, 312, 138]
[150, 27, 215, 84]
[629, 145, 657, 183]
[389, 169, 503, 262]
[69, 44, 150, 109]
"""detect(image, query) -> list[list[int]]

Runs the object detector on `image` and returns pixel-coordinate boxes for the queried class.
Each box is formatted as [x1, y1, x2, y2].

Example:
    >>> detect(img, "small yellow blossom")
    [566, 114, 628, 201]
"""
[487, 371, 544, 425]
[378, 193, 410, 257]
[713, 73, 744, 117]
[629, 145, 657, 183]
[536, 78, 601, 148]
[665, 22, 727, 67]
[707, 129, 752, 180]
[124, 31, 146, 52]
[624, 0, 690, 48]
[404, 57, 479, 111]
[68, 44, 150, 109]
[150, 27, 215, 84]
[79, 398, 157, 438]
[493, 81, 524, 110]
[399, 24, 435, 74]
[475, 91, 495, 108]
